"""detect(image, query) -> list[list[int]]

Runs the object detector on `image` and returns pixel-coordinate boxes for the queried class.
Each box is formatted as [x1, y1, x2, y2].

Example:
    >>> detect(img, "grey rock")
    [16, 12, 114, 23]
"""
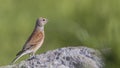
[1, 46, 104, 68]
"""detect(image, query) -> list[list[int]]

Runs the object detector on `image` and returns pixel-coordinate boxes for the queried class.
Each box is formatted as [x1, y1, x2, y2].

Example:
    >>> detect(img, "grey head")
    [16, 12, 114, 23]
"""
[36, 17, 48, 27]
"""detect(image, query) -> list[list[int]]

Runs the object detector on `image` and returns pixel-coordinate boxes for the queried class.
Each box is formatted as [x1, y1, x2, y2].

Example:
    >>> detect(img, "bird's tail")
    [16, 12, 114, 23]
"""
[11, 51, 26, 64]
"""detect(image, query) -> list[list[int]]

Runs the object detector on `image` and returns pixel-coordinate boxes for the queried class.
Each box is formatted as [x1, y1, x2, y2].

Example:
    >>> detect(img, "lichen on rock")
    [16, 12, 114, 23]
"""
[1, 46, 104, 68]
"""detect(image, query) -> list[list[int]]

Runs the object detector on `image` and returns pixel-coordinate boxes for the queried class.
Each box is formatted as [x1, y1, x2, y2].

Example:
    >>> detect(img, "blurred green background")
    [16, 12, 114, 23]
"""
[0, 0, 120, 67]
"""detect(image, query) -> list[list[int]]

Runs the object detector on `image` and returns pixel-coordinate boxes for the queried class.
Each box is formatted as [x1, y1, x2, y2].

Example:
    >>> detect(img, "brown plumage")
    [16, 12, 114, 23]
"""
[17, 30, 44, 56]
[11, 17, 48, 64]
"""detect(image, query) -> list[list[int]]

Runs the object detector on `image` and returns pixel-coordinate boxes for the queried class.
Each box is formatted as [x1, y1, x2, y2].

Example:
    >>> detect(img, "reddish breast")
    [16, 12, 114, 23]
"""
[28, 30, 44, 45]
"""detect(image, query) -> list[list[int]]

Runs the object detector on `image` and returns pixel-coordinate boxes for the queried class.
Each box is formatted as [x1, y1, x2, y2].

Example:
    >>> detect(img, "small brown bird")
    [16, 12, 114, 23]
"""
[11, 17, 48, 63]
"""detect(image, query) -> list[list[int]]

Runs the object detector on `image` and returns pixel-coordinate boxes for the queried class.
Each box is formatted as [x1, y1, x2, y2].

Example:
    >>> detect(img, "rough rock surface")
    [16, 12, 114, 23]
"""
[1, 46, 104, 68]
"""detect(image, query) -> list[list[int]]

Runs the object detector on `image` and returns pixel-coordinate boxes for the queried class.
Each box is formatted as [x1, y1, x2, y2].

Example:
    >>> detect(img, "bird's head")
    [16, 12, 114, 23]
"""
[36, 17, 48, 27]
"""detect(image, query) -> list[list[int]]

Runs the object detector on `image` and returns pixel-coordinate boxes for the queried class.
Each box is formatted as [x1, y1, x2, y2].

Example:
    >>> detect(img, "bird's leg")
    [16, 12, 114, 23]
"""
[29, 52, 36, 64]
[29, 52, 35, 59]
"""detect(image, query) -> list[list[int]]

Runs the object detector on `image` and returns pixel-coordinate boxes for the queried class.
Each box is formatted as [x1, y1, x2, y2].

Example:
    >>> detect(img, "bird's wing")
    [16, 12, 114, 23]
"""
[23, 30, 44, 51]
[16, 30, 44, 56]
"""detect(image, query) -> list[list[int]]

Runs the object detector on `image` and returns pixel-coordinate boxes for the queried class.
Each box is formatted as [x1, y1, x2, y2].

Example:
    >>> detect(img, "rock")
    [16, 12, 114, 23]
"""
[0, 46, 104, 68]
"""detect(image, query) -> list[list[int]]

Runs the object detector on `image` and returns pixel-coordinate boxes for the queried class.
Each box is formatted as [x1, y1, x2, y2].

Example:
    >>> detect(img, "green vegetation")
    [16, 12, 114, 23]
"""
[0, 0, 120, 67]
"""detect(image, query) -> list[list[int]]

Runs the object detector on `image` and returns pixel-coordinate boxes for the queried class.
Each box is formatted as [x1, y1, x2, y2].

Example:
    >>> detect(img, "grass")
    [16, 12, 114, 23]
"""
[0, 0, 119, 67]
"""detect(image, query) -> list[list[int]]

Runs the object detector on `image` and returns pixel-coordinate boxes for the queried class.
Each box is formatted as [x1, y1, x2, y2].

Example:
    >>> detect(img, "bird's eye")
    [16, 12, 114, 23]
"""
[42, 18, 45, 21]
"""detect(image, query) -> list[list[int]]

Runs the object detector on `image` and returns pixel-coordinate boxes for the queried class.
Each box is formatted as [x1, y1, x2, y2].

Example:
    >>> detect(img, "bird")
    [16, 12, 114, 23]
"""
[11, 17, 48, 64]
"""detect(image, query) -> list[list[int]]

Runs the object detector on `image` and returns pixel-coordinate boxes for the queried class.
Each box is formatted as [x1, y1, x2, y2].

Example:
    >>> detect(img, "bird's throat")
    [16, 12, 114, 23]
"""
[37, 26, 44, 31]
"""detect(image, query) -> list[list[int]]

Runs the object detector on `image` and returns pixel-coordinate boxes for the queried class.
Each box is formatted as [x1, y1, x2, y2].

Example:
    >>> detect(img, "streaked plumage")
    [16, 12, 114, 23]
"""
[11, 17, 48, 64]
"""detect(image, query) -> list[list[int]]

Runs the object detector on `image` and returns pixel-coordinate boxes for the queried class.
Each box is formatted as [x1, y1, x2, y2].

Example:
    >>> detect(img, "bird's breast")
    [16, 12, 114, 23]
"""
[32, 37, 44, 53]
